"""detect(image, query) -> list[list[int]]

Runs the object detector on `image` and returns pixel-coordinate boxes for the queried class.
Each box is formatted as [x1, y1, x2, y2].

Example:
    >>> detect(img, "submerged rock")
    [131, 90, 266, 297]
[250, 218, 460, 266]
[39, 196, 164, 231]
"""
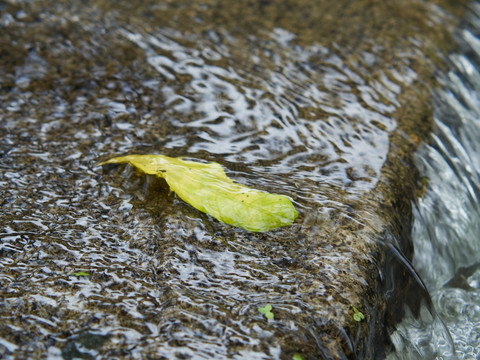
[0, 0, 466, 358]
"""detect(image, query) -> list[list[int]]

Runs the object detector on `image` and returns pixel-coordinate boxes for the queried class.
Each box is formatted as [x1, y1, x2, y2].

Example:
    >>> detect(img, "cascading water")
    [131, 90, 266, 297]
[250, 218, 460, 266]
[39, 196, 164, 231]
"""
[388, 2, 480, 359]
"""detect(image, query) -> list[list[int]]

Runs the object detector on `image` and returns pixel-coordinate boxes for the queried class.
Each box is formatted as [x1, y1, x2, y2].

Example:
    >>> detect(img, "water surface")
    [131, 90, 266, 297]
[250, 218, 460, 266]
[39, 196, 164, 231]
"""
[388, 2, 480, 358]
[0, 0, 468, 358]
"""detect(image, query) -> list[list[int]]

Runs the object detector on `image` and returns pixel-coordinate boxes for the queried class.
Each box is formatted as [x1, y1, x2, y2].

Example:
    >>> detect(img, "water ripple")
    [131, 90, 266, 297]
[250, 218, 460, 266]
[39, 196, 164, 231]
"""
[0, 0, 443, 358]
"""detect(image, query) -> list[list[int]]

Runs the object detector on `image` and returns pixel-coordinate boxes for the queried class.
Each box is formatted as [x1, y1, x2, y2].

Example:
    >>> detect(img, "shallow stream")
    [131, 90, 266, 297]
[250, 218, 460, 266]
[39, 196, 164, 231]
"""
[388, 2, 480, 359]
[0, 0, 477, 359]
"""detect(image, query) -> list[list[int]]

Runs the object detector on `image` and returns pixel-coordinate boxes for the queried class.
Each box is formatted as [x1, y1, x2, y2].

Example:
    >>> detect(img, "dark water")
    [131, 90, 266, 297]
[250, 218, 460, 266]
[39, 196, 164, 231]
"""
[0, 0, 469, 359]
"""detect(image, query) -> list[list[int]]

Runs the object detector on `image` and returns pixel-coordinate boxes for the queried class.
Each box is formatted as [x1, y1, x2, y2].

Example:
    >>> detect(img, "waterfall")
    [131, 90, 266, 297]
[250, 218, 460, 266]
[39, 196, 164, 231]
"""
[389, 2, 480, 359]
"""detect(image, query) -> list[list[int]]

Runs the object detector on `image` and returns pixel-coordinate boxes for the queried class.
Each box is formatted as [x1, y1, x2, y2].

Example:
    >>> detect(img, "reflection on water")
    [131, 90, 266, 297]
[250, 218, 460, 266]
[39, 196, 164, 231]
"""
[388, 2, 480, 359]
[120, 25, 396, 195]
[0, 0, 469, 359]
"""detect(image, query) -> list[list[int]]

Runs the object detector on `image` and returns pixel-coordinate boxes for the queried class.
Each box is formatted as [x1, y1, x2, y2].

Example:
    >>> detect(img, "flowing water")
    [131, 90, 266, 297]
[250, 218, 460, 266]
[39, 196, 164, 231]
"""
[0, 0, 477, 359]
[388, 3, 480, 359]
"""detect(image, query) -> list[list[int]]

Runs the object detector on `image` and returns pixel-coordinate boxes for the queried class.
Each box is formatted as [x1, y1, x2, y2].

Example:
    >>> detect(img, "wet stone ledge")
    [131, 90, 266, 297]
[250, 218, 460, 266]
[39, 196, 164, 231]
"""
[0, 0, 467, 359]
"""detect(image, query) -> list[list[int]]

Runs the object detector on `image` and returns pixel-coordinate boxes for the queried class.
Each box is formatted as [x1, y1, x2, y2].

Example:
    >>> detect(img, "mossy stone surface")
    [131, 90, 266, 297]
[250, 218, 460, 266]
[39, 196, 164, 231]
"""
[0, 0, 466, 358]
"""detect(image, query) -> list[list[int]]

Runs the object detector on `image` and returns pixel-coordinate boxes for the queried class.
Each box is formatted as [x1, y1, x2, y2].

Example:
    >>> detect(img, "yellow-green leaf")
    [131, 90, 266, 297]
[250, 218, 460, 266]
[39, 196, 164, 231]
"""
[67, 271, 90, 277]
[258, 304, 274, 319]
[352, 306, 365, 322]
[99, 155, 298, 232]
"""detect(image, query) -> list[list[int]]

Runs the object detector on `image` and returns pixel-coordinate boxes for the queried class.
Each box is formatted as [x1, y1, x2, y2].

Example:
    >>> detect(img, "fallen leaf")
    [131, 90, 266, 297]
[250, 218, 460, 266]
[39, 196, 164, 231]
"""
[99, 155, 298, 232]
